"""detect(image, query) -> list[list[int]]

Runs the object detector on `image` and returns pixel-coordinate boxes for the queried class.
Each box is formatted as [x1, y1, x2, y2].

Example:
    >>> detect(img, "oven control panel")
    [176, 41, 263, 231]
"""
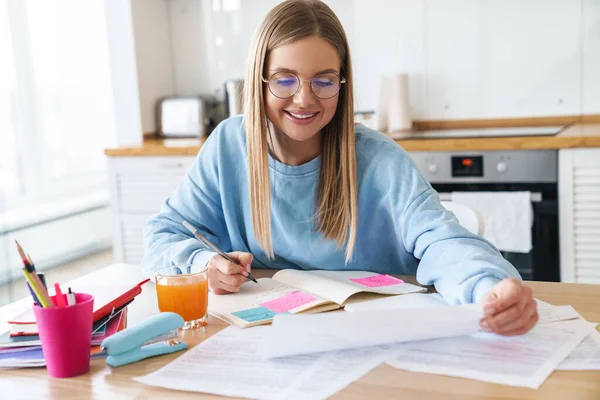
[409, 150, 558, 183]
[451, 156, 483, 177]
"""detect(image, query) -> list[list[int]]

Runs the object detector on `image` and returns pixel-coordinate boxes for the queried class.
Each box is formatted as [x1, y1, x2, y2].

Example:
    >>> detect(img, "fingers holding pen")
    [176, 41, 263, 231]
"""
[207, 252, 253, 294]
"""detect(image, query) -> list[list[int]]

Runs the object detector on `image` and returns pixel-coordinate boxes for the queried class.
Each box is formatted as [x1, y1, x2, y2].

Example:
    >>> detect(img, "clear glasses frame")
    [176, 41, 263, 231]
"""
[262, 71, 346, 99]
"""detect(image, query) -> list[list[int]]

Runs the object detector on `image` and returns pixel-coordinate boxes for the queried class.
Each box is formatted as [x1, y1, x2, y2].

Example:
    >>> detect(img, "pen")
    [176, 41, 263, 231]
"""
[37, 272, 47, 290]
[182, 220, 258, 284]
[67, 287, 76, 306]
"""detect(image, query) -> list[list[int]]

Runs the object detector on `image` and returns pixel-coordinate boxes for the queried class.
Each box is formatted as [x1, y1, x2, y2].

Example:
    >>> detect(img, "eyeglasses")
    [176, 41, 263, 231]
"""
[262, 71, 346, 100]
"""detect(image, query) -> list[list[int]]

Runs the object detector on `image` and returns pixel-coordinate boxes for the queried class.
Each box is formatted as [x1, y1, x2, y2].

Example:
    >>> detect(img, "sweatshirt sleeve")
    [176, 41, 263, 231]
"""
[141, 129, 225, 278]
[402, 187, 521, 305]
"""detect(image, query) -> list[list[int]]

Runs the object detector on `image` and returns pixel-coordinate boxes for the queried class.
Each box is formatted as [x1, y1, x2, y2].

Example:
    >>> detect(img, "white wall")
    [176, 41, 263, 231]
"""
[131, 0, 600, 127]
[583, 0, 600, 115]
[131, 0, 176, 134]
[103, 0, 143, 145]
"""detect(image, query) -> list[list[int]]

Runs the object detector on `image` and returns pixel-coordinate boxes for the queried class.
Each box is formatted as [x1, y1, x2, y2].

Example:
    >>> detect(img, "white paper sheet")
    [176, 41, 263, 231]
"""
[344, 293, 447, 312]
[261, 304, 482, 359]
[558, 326, 600, 371]
[134, 326, 387, 400]
[286, 345, 390, 400]
[535, 299, 581, 324]
[386, 319, 592, 389]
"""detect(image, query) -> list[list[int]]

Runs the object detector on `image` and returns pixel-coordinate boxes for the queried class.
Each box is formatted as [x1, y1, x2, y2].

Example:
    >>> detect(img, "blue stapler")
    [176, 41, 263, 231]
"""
[101, 312, 188, 367]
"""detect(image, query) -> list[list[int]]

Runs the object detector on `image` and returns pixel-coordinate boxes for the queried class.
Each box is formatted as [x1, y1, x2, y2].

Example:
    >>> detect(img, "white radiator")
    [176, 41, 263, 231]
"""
[0, 205, 112, 286]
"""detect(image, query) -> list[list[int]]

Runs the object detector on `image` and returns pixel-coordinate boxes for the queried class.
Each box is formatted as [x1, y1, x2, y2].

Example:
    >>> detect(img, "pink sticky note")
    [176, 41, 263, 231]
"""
[349, 274, 404, 287]
[260, 291, 318, 313]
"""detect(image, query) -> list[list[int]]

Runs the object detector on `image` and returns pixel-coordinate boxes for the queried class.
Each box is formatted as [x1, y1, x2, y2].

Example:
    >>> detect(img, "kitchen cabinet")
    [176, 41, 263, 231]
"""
[559, 148, 600, 284]
[425, 0, 581, 120]
[107, 156, 195, 263]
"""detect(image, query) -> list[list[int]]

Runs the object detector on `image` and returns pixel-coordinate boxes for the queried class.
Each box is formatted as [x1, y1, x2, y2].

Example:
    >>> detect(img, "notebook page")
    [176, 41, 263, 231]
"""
[272, 270, 425, 305]
[208, 278, 335, 327]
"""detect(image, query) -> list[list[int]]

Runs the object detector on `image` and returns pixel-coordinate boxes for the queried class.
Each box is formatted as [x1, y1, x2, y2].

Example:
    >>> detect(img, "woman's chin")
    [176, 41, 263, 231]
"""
[281, 129, 321, 143]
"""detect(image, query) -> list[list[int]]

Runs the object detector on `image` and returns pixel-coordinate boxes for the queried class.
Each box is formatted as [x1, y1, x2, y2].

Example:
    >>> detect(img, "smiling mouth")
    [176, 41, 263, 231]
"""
[284, 111, 318, 119]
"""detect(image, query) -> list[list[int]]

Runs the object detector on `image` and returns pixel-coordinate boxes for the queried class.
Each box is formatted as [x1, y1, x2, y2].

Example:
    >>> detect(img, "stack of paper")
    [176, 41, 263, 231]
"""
[386, 319, 593, 389]
[134, 297, 600, 396]
[558, 328, 600, 370]
[134, 326, 389, 400]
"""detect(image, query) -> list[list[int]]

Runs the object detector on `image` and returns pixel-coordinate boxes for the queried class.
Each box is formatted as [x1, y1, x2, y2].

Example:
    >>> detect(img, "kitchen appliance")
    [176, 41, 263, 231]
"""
[390, 125, 565, 139]
[157, 96, 221, 138]
[224, 79, 244, 117]
[410, 149, 559, 282]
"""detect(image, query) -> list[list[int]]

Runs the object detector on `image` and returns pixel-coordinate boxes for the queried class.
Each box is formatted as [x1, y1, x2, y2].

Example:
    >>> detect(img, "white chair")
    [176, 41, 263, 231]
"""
[440, 201, 485, 236]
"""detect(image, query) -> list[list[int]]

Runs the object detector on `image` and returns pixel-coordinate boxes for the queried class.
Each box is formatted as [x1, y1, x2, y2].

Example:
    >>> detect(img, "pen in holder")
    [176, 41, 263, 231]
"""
[33, 293, 94, 378]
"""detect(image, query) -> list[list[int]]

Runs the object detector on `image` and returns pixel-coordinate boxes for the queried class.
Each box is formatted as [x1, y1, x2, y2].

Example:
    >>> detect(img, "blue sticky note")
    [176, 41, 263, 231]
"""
[232, 307, 278, 323]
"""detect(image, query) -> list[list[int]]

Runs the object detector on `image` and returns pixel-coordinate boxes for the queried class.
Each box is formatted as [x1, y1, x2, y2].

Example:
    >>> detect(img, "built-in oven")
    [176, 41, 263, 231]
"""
[410, 150, 559, 282]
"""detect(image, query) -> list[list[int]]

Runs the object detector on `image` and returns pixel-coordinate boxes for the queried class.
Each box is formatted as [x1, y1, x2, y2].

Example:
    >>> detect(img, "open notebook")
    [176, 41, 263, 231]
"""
[208, 270, 426, 328]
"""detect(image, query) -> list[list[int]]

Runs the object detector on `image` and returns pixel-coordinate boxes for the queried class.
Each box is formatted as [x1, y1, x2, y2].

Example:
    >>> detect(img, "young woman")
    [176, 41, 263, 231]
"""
[143, 0, 537, 336]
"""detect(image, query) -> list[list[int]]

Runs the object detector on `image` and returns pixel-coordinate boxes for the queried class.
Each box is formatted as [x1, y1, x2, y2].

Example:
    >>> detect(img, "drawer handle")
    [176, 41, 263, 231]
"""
[159, 163, 185, 169]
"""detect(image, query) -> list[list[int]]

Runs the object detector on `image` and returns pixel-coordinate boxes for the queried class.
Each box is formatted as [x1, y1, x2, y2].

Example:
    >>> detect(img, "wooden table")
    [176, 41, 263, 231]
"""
[1, 264, 599, 399]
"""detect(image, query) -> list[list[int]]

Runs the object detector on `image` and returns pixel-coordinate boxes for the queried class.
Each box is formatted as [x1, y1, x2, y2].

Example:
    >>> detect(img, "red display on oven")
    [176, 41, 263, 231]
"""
[451, 156, 483, 177]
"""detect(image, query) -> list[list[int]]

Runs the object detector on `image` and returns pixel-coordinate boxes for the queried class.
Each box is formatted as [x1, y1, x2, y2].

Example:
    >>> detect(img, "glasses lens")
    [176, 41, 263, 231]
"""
[268, 72, 299, 98]
[311, 73, 341, 99]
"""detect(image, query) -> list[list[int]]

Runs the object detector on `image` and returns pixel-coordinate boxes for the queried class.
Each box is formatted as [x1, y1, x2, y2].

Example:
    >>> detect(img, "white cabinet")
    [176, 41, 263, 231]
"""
[559, 149, 600, 284]
[425, 0, 581, 120]
[107, 156, 195, 263]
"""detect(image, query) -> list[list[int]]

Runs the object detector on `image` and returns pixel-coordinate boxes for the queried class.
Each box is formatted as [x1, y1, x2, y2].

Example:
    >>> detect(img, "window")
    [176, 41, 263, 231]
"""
[0, 1, 21, 205]
[0, 0, 116, 219]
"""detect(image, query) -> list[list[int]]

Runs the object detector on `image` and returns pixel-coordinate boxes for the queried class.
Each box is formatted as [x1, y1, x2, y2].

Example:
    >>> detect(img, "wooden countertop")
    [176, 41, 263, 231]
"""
[2, 264, 600, 399]
[104, 123, 600, 157]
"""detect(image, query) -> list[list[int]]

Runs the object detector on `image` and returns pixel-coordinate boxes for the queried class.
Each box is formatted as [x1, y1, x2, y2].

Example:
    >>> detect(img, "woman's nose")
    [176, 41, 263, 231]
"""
[293, 81, 316, 107]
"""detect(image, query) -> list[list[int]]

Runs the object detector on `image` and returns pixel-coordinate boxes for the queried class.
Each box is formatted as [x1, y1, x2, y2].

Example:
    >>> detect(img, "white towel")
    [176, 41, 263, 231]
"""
[450, 191, 533, 253]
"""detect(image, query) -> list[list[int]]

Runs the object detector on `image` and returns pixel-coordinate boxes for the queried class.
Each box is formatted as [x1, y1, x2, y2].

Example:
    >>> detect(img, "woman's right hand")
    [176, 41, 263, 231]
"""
[207, 251, 253, 295]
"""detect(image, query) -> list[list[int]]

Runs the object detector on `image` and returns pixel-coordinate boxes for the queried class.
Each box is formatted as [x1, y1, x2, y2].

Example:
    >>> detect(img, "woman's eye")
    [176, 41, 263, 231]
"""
[276, 78, 296, 86]
[313, 79, 334, 87]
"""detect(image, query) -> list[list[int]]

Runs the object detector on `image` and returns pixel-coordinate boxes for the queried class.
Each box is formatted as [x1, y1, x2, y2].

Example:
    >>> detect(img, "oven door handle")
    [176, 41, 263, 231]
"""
[438, 192, 542, 203]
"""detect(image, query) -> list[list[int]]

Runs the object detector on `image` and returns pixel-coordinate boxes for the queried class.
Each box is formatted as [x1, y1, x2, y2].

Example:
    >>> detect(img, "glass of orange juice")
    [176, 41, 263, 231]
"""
[155, 264, 209, 329]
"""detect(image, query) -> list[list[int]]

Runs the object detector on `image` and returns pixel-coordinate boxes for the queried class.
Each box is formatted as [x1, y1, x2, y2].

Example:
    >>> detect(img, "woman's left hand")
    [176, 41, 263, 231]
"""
[479, 277, 538, 336]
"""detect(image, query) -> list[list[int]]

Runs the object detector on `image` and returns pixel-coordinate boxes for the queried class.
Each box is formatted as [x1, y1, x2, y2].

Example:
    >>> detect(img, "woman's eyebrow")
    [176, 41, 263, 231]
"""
[269, 67, 340, 75]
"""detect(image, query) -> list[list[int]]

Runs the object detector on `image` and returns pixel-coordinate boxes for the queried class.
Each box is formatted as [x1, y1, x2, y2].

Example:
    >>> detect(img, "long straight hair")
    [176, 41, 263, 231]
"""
[245, 0, 357, 262]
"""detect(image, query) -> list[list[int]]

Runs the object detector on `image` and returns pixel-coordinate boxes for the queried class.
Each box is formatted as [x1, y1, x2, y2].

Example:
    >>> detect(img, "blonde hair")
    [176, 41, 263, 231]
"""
[244, 0, 357, 262]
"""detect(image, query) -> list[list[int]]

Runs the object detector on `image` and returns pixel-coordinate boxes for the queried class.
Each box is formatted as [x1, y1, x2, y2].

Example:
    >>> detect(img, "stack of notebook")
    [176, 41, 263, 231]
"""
[0, 280, 149, 369]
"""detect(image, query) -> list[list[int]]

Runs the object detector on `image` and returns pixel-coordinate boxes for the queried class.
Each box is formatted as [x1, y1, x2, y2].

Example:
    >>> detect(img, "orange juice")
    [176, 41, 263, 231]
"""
[156, 276, 208, 323]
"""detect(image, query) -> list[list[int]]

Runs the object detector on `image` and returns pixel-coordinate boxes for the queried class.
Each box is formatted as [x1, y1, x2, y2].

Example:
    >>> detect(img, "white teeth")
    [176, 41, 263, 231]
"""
[289, 112, 315, 119]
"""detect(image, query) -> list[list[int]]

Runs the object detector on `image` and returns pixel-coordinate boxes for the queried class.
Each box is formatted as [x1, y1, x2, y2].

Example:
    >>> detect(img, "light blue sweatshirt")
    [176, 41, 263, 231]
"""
[142, 115, 520, 305]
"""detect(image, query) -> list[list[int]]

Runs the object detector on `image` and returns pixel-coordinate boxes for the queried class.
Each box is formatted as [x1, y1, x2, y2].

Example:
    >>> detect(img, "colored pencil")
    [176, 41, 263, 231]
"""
[21, 269, 49, 308]
[15, 241, 55, 307]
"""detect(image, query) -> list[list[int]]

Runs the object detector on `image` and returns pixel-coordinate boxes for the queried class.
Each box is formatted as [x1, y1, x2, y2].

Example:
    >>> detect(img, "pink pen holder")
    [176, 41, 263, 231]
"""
[33, 293, 94, 378]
